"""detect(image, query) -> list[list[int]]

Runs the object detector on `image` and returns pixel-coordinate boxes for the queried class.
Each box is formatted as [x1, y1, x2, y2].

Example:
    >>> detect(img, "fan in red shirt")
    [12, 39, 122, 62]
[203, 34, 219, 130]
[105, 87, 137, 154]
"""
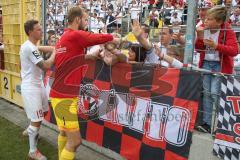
[50, 6, 116, 160]
[195, 6, 238, 134]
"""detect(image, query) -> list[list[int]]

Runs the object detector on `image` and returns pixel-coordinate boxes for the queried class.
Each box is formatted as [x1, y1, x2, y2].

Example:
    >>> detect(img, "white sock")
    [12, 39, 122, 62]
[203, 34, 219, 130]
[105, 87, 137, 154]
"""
[27, 125, 39, 153]
[25, 124, 30, 133]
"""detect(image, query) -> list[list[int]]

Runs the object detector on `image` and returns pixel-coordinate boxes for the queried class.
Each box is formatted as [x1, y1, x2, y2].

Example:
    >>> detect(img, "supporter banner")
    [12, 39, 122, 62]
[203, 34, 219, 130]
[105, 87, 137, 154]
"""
[213, 76, 240, 160]
[46, 60, 202, 160]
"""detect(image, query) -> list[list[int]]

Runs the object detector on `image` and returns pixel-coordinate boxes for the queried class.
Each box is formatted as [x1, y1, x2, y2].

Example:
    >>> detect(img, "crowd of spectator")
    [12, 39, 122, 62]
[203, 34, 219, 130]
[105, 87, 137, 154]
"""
[46, 0, 239, 39]
[45, 0, 240, 73]
[46, 0, 189, 35]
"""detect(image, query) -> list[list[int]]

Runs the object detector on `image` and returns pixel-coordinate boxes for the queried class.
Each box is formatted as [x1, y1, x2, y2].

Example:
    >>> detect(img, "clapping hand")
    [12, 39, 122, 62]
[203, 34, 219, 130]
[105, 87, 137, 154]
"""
[131, 20, 143, 38]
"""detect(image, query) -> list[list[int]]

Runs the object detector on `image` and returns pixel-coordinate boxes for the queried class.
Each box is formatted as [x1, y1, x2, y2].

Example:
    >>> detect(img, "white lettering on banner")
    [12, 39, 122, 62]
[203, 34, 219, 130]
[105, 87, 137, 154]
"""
[147, 103, 168, 141]
[106, 90, 118, 123]
[130, 97, 149, 133]
[79, 84, 191, 146]
[165, 107, 190, 146]
[99, 90, 117, 122]
[115, 93, 129, 126]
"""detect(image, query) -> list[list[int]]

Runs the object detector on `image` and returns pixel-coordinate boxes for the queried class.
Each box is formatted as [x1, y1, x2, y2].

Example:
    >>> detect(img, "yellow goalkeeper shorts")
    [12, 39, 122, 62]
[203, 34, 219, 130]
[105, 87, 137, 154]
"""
[50, 97, 80, 132]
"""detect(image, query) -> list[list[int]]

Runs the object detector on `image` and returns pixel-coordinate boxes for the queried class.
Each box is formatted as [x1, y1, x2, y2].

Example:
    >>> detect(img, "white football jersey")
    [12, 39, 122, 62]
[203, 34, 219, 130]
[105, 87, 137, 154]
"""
[20, 40, 44, 89]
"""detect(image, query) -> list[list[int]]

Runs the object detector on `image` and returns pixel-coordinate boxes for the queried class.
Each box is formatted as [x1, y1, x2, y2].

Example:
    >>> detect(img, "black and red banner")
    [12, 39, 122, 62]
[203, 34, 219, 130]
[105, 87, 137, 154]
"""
[213, 76, 240, 160]
[46, 60, 202, 160]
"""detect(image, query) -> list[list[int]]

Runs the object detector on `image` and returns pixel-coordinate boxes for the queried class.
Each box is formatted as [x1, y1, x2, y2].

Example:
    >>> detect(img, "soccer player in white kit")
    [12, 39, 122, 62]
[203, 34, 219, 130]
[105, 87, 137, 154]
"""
[20, 19, 55, 160]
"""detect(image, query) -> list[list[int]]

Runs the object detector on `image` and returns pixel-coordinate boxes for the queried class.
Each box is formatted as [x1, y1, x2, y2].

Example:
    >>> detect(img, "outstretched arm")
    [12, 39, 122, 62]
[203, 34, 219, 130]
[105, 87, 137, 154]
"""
[132, 20, 152, 51]
[38, 46, 55, 54]
[154, 44, 183, 68]
[102, 49, 128, 65]
[85, 45, 103, 60]
[36, 48, 56, 71]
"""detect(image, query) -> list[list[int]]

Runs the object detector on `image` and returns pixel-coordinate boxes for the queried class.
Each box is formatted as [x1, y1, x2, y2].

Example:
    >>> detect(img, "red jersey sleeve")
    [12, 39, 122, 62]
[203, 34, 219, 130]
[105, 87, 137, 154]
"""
[75, 30, 113, 48]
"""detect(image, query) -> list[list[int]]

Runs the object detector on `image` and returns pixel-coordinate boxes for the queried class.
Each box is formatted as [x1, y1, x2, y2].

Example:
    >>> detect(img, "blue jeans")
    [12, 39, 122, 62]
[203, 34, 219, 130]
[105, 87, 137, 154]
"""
[202, 61, 221, 126]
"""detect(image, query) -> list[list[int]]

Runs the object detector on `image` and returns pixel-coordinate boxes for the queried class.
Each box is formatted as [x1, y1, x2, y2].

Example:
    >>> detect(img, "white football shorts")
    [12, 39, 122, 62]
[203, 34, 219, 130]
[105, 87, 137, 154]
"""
[21, 86, 49, 122]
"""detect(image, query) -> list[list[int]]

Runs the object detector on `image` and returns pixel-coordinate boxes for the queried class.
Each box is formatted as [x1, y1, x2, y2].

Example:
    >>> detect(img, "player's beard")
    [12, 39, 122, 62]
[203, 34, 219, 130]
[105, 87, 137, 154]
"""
[78, 22, 87, 31]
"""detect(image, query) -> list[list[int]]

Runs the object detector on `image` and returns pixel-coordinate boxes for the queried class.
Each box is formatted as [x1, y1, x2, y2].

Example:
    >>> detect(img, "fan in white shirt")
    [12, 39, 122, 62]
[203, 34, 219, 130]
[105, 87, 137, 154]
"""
[170, 12, 182, 25]
[145, 27, 173, 66]
[92, 16, 105, 33]
[130, 2, 140, 21]
[203, 29, 221, 61]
